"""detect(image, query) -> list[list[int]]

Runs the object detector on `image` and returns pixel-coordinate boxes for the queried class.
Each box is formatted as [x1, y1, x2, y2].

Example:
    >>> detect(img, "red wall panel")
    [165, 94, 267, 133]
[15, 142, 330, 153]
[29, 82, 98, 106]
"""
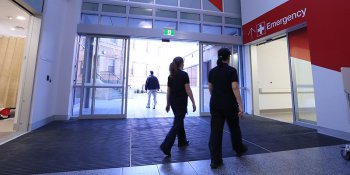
[307, 0, 350, 72]
[288, 27, 310, 62]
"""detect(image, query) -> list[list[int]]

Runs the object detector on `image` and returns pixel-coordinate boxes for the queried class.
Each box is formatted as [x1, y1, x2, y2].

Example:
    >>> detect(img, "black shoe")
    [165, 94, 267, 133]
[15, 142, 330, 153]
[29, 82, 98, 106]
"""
[236, 145, 248, 157]
[210, 160, 223, 169]
[160, 145, 171, 157]
[178, 140, 189, 147]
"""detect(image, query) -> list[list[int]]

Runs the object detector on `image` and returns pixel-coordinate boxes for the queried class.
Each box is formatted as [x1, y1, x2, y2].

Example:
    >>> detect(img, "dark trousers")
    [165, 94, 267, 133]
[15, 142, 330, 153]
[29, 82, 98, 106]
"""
[161, 107, 187, 151]
[209, 109, 243, 162]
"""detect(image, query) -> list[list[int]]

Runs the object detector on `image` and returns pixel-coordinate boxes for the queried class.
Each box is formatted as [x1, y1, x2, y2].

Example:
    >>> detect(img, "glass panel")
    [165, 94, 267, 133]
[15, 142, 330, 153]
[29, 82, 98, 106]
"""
[179, 22, 200, 33]
[129, 18, 153, 28]
[83, 37, 97, 86]
[100, 16, 127, 26]
[203, 0, 220, 12]
[225, 17, 242, 25]
[75, 36, 86, 85]
[154, 20, 177, 29]
[94, 88, 123, 114]
[73, 36, 127, 117]
[130, 0, 154, 3]
[130, 7, 153, 16]
[82, 2, 99, 11]
[203, 25, 221, 35]
[81, 14, 99, 24]
[180, 0, 200, 9]
[201, 44, 234, 113]
[155, 9, 177, 19]
[72, 87, 82, 116]
[81, 36, 96, 116]
[155, 0, 178, 6]
[292, 58, 317, 123]
[224, 0, 241, 14]
[95, 38, 125, 86]
[203, 15, 222, 23]
[102, 4, 126, 14]
[180, 12, 200, 21]
[223, 27, 241, 36]
[82, 87, 93, 115]
[289, 28, 316, 124]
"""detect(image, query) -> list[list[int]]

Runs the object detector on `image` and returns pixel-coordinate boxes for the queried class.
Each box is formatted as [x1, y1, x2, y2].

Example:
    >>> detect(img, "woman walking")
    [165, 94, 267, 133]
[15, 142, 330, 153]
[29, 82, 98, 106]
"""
[160, 57, 196, 156]
[208, 48, 247, 169]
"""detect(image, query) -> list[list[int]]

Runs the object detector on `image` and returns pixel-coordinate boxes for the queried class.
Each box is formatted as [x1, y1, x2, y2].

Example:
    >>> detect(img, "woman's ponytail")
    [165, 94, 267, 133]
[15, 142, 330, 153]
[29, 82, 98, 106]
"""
[169, 56, 184, 78]
[217, 48, 231, 67]
[169, 62, 177, 78]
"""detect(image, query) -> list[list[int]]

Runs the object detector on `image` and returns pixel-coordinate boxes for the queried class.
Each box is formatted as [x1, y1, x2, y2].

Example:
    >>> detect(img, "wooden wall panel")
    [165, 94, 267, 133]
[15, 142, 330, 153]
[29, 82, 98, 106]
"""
[0, 37, 25, 108]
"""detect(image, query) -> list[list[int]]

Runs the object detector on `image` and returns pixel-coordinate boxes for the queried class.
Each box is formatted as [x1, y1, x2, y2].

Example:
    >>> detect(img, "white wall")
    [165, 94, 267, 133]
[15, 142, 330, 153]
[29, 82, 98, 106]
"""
[30, 0, 82, 127]
[313, 65, 350, 133]
[241, 0, 287, 24]
[255, 37, 292, 110]
[54, 0, 82, 117]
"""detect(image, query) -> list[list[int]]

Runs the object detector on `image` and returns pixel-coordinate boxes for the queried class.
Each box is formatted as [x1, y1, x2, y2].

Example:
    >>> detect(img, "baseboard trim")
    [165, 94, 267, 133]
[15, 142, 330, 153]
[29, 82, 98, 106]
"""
[318, 127, 350, 141]
[260, 108, 292, 113]
[54, 115, 69, 120]
[31, 116, 55, 130]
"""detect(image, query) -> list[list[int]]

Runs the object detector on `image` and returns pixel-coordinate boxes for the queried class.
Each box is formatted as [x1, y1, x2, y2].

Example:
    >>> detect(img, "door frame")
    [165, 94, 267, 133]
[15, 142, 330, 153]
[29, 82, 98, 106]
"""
[73, 34, 130, 119]
[199, 42, 243, 116]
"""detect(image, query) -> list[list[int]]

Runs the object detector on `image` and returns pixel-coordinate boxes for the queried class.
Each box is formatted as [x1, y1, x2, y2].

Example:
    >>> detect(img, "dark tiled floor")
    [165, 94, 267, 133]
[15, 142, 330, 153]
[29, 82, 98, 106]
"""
[0, 116, 348, 175]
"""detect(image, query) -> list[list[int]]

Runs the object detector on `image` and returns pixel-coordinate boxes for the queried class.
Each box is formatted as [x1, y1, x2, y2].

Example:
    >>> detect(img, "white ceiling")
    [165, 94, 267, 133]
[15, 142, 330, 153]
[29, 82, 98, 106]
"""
[0, 0, 30, 37]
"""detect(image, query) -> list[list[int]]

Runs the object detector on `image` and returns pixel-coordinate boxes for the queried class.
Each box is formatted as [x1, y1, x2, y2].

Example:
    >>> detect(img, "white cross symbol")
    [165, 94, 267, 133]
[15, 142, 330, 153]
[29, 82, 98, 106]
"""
[257, 24, 265, 35]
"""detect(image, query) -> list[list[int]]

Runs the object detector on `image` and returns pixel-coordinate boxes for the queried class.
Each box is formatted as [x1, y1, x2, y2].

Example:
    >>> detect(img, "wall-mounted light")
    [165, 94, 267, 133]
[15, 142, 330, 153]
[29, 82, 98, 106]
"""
[8, 16, 13, 20]
[10, 28, 15, 31]
[16, 16, 25, 21]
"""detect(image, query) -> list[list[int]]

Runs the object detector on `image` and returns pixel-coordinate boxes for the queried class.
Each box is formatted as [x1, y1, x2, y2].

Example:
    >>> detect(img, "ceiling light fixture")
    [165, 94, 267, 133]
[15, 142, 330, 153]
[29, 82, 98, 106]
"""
[16, 16, 26, 20]
[8, 16, 13, 20]
[10, 28, 15, 31]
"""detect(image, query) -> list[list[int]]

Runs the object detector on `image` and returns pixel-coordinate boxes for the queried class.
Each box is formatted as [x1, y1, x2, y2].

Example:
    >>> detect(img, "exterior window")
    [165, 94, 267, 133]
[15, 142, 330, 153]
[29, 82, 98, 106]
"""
[154, 20, 177, 29]
[129, 18, 153, 28]
[203, 25, 221, 35]
[82, 2, 99, 11]
[102, 4, 126, 14]
[100, 16, 127, 27]
[179, 22, 200, 33]
[81, 14, 99, 24]
[203, 15, 222, 23]
[180, 0, 200, 9]
[223, 27, 241, 36]
[130, 7, 153, 16]
[155, 0, 178, 6]
[225, 17, 242, 26]
[155, 9, 177, 19]
[180, 12, 200, 21]
[130, 0, 154, 4]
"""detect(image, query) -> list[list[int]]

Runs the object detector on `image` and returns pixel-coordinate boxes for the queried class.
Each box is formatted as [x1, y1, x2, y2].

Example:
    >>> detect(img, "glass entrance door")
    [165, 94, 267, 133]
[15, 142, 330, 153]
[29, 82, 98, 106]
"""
[199, 43, 242, 116]
[72, 36, 129, 118]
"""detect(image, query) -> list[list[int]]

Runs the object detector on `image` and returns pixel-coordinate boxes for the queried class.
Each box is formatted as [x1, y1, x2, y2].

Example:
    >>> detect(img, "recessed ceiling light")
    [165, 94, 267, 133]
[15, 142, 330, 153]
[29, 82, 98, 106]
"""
[16, 16, 26, 21]
[10, 28, 15, 31]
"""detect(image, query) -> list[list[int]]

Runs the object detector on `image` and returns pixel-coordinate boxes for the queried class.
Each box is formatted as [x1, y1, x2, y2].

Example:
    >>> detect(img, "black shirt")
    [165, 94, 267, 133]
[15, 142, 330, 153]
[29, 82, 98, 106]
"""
[208, 63, 239, 113]
[167, 70, 189, 108]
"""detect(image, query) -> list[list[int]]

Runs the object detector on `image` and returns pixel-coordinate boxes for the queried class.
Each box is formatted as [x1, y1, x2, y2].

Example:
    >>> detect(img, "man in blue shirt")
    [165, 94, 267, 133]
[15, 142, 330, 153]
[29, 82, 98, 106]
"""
[145, 71, 160, 109]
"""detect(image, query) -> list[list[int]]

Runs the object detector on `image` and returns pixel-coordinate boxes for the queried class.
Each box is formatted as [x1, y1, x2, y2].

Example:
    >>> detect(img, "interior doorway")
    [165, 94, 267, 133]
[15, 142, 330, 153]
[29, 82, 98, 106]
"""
[0, 0, 32, 140]
[127, 38, 200, 118]
[251, 37, 294, 123]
